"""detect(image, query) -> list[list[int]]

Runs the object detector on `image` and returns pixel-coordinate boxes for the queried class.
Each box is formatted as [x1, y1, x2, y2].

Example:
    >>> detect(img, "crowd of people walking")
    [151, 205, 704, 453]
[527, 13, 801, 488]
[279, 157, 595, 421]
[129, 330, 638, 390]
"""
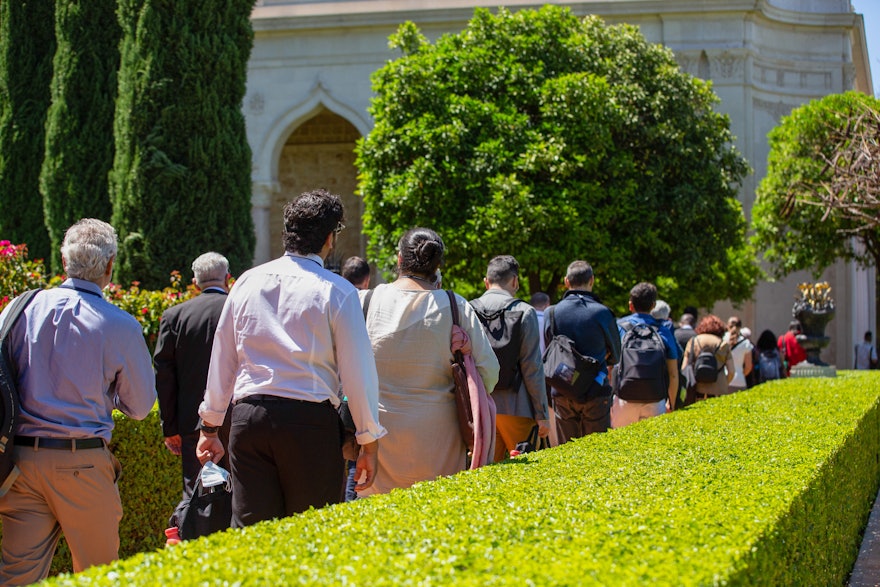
[0, 187, 858, 584]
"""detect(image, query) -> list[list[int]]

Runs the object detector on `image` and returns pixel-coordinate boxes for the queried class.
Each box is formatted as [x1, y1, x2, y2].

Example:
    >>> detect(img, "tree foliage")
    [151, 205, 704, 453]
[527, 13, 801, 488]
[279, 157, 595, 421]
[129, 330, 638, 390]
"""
[111, 0, 256, 288]
[357, 6, 754, 310]
[0, 0, 55, 261]
[751, 91, 880, 277]
[40, 0, 119, 273]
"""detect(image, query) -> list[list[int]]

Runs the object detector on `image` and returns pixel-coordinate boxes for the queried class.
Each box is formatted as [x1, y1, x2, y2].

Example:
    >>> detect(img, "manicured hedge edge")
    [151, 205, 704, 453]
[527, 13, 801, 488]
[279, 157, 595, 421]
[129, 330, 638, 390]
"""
[0, 407, 179, 576]
[45, 372, 880, 585]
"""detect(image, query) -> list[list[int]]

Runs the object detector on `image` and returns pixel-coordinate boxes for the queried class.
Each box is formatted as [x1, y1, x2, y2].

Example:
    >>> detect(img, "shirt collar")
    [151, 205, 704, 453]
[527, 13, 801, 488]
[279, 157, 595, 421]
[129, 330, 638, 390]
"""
[62, 278, 104, 297]
[200, 286, 227, 294]
[286, 252, 324, 268]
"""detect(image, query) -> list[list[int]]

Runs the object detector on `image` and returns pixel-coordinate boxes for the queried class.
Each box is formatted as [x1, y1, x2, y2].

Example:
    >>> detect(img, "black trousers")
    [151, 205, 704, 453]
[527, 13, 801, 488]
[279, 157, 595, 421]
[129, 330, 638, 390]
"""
[229, 396, 343, 528]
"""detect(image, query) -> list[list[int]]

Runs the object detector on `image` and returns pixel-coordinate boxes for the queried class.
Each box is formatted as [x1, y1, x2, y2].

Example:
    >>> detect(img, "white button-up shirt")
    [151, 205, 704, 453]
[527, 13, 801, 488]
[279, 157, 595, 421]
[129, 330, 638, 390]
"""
[198, 253, 386, 444]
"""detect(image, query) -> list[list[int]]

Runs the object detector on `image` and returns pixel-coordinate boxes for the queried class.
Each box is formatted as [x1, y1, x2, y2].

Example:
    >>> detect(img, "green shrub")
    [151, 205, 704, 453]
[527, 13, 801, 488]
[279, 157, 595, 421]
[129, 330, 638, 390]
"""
[0, 0, 55, 262]
[105, 272, 197, 353]
[43, 372, 880, 586]
[0, 243, 196, 352]
[40, 0, 119, 274]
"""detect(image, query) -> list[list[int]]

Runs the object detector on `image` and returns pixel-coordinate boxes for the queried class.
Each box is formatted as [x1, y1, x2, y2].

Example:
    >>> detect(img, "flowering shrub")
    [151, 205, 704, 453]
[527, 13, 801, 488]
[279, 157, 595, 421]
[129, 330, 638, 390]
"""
[1, 240, 197, 351]
[0, 241, 48, 312]
[106, 271, 198, 352]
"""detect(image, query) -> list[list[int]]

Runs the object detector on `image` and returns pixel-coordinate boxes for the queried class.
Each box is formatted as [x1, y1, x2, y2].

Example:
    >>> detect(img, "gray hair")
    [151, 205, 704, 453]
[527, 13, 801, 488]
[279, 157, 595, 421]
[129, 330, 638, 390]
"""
[191, 252, 229, 287]
[61, 219, 118, 282]
[650, 299, 671, 320]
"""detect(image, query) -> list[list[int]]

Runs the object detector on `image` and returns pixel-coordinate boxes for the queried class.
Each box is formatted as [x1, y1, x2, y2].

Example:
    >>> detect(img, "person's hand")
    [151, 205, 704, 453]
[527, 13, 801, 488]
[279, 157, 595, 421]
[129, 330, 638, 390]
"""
[354, 441, 379, 492]
[163, 434, 182, 456]
[196, 432, 225, 465]
[536, 420, 551, 438]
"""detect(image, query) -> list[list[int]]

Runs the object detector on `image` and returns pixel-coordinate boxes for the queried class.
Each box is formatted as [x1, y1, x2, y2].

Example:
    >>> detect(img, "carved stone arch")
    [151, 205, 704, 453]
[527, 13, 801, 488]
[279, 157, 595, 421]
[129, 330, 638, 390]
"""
[251, 81, 370, 265]
[254, 81, 371, 185]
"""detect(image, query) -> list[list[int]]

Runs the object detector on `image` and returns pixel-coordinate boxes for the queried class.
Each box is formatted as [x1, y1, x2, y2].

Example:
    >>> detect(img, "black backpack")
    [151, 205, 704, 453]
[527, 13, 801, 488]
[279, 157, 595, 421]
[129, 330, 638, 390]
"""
[470, 298, 524, 391]
[613, 321, 668, 402]
[0, 289, 41, 497]
[693, 339, 722, 383]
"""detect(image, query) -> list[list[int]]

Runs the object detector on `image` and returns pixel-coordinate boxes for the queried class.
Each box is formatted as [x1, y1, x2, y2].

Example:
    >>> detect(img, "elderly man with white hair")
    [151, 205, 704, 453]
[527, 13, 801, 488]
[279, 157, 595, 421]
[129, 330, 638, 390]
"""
[154, 252, 232, 506]
[0, 218, 156, 585]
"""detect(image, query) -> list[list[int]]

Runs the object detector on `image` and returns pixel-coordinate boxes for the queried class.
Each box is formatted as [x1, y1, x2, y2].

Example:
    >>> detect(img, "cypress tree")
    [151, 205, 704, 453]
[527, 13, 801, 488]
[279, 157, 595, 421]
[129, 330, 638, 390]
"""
[40, 0, 120, 273]
[0, 0, 55, 260]
[111, 0, 256, 288]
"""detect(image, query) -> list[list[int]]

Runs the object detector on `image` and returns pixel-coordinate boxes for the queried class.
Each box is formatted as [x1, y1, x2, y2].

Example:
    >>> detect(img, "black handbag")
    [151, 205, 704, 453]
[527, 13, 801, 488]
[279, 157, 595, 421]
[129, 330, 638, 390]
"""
[514, 425, 550, 454]
[169, 470, 232, 540]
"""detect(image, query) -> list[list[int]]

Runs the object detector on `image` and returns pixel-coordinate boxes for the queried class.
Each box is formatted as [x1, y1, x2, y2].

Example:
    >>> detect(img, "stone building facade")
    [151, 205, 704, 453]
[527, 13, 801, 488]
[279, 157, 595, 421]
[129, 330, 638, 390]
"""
[245, 0, 874, 367]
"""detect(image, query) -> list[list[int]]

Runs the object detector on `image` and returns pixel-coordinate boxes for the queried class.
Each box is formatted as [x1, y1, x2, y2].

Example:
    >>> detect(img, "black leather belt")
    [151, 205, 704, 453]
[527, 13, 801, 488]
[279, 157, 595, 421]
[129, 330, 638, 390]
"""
[14, 436, 104, 450]
[240, 394, 330, 405]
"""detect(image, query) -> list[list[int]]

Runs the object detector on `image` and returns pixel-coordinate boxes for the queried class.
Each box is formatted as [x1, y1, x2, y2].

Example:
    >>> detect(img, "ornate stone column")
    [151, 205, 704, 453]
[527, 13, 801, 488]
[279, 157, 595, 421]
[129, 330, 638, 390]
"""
[251, 181, 279, 266]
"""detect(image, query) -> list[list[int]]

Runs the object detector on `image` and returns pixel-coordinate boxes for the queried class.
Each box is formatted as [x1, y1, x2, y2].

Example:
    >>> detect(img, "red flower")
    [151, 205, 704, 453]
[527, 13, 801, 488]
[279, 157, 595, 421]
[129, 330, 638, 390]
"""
[140, 307, 148, 315]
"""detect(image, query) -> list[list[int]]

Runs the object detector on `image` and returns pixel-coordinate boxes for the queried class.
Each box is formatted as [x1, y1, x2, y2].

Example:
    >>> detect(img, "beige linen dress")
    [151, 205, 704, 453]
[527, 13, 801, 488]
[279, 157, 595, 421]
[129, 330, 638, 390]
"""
[357, 284, 499, 496]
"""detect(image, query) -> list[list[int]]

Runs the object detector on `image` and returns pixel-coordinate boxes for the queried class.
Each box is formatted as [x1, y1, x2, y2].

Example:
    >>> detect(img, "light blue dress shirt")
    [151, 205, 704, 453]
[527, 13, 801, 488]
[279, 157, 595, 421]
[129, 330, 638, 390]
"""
[0, 278, 156, 441]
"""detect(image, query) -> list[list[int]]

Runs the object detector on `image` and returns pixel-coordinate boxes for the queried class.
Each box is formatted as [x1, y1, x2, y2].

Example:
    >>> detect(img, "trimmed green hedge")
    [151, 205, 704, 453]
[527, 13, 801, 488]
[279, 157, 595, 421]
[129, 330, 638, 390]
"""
[38, 372, 880, 584]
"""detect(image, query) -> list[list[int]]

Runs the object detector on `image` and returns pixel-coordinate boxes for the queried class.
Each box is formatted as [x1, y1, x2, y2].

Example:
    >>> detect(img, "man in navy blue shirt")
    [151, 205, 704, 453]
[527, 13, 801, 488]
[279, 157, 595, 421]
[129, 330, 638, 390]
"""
[612, 282, 679, 428]
[544, 261, 620, 443]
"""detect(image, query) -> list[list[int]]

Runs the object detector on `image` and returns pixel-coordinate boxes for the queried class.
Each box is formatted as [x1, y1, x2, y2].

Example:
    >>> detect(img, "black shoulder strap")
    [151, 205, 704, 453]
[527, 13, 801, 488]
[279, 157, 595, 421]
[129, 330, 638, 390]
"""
[445, 290, 459, 327]
[361, 289, 374, 320]
[1, 290, 41, 343]
[546, 305, 556, 338]
[1, 289, 41, 377]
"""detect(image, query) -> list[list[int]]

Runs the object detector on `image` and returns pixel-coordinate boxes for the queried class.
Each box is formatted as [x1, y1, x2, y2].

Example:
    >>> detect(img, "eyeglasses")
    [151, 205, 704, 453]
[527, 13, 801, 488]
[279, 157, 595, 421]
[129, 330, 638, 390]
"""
[333, 222, 346, 235]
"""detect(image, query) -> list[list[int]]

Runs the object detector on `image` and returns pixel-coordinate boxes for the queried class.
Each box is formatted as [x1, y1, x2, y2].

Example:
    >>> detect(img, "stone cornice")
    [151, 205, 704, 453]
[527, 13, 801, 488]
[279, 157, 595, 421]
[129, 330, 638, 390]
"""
[252, 0, 860, 31]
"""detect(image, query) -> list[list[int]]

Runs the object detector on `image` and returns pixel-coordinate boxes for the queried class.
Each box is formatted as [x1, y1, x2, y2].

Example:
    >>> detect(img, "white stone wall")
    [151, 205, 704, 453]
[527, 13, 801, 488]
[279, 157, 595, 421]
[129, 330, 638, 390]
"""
[245, 0, 874, 367]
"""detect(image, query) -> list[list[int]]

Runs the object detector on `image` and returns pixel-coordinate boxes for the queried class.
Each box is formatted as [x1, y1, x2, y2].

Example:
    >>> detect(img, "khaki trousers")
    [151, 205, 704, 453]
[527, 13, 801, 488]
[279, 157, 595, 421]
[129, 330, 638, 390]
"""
[494, 414, 538, 462]
[0, 443, 122, 586]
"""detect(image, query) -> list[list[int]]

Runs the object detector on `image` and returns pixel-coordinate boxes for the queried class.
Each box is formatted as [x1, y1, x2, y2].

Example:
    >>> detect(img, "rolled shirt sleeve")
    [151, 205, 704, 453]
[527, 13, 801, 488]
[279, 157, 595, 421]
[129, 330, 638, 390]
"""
[198, 298, 237, 428]
[334, 288, 386, 444]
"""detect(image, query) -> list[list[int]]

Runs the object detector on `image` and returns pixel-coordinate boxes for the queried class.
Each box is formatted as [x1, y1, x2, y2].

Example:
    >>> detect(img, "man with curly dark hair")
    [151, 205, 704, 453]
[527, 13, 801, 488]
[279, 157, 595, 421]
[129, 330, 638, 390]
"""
[197, 189, 386, 527]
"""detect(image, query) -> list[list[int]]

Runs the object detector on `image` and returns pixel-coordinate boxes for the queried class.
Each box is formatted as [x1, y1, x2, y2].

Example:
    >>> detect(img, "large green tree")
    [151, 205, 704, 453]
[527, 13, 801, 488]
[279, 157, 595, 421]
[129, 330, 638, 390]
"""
[40, 0, 119, 273]
[111, 0, 256, 288]
[0, 0, 55, 260]
[357, 6, 754, 311]
[751, 91, 880, 330]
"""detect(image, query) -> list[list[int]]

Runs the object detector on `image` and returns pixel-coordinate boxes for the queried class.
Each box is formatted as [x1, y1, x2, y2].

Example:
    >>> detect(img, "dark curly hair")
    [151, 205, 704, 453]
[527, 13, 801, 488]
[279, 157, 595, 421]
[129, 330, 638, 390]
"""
[756, 329, 778, 352]
[282, 189, 344, 255]
[696, 314, 726, 338]
[398, 227, 444, 281]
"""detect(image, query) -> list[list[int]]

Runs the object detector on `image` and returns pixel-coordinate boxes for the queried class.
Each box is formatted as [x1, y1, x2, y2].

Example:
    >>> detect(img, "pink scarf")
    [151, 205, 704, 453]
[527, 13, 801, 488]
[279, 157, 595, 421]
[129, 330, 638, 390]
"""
[451, 324, 496, 469]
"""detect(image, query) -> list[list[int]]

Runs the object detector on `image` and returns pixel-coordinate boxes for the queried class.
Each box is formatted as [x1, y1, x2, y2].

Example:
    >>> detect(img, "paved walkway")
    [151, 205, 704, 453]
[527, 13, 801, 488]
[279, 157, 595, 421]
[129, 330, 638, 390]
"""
[850, 487, 880, 586]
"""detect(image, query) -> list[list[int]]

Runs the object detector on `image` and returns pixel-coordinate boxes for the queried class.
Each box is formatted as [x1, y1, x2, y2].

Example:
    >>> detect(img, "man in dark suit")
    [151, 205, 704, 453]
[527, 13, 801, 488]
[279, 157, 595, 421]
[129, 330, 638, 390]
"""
[154, 252, 231, 498]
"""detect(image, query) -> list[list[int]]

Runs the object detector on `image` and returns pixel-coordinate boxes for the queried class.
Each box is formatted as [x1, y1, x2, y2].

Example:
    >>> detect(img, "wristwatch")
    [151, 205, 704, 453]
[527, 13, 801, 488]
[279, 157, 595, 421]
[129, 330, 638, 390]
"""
[199, 419, 220, 434]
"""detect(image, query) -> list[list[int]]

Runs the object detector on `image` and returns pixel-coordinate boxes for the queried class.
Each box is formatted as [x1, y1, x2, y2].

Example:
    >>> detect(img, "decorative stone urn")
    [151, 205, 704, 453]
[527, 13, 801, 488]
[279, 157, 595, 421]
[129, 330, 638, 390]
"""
[791, 282, 837, 377]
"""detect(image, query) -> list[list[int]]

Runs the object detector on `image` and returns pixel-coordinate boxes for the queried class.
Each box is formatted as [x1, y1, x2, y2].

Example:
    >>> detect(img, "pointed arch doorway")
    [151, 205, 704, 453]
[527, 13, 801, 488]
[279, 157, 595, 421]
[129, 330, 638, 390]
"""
[272, 108, 364, 272]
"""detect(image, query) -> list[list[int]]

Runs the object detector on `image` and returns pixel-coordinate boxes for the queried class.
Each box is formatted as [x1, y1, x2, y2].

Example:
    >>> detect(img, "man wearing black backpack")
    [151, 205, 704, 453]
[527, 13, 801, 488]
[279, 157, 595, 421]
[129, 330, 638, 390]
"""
[612, 283, 679, 428]
[543, 261, 620, 443]
[471, 256, 549, 461]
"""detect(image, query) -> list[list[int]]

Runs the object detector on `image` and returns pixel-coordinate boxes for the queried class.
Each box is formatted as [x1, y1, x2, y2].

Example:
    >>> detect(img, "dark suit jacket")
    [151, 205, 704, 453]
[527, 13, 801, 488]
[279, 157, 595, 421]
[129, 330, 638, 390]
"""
[153, 289, 228, 437]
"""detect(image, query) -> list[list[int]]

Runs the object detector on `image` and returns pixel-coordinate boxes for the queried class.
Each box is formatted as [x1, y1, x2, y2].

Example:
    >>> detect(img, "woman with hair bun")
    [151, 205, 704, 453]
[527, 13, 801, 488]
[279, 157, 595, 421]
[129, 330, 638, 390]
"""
[680, 314, 735, 400]
[357, 228, 499, 496]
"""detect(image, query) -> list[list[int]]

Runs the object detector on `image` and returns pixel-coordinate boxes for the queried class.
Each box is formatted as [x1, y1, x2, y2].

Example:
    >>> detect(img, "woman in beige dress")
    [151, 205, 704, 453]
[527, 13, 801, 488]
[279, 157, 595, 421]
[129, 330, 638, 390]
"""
[357, 227, 499, 497]
[681, 314, 735, 400]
